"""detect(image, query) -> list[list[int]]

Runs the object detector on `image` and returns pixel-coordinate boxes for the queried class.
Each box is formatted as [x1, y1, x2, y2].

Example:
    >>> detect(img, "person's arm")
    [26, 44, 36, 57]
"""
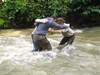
[34, 18, 48, 26]
[35, 19, 48, 23]
[48, 21, 68, 29]
[48, 28, 64, 33]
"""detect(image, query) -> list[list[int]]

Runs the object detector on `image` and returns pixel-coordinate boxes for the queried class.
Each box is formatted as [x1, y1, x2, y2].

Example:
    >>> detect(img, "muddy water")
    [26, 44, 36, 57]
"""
[0, 27, 100, 75]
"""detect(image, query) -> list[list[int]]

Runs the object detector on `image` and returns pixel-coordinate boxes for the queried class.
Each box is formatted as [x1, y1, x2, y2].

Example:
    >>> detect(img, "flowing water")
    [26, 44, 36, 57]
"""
[0, 27, 100, 75]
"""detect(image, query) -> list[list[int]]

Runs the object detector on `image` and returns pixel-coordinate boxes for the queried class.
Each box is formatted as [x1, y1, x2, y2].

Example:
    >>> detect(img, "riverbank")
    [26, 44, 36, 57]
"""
[0, 29, 33, 37]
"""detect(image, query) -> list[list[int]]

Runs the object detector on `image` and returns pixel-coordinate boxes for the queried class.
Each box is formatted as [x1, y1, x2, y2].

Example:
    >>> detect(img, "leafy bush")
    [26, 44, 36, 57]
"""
[0, 0, 100, 28]
[0, 18, 10, 29]
[66, 0, 100, 27]
[0, 0, 34, 28]
[0, 0, 70, 28]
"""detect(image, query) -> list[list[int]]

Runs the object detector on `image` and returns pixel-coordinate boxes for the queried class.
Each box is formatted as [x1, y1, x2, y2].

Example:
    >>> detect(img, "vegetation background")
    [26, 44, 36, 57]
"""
[0, 0, 100, 29]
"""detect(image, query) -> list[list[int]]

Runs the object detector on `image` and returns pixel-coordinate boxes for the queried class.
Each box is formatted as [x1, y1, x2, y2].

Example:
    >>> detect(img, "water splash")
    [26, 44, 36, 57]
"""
[74, 29, 83, 33]
[0, 28, 100, 75]
[0, 36, 60, 65]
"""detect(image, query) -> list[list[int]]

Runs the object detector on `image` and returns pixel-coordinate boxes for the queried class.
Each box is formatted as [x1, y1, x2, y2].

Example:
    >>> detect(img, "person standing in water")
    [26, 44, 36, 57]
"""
[50, 18, 75, 50]
[31, 17, 68, 52]
[57, 23, 75, 50]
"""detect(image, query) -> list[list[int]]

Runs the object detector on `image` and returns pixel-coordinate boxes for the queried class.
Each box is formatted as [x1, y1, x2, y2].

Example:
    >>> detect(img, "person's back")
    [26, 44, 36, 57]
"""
[33, 18, 53, 35]
[57, 23, 75, 50]
[33, 23, 50, 35]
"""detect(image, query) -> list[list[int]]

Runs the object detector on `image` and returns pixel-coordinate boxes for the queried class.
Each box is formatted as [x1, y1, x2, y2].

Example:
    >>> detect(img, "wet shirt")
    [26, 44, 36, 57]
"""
[62, 26, 75, 37]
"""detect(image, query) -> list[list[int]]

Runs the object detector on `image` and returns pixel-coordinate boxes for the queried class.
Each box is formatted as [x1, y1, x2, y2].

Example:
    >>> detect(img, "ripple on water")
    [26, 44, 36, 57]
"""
[0, 27, 100, 75]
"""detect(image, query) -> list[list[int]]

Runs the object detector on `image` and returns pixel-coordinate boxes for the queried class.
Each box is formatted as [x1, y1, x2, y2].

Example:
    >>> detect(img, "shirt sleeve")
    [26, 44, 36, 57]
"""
[63, 23, 75, 34]
[35, 19, 48, 23]
[48, 21, 68, 29]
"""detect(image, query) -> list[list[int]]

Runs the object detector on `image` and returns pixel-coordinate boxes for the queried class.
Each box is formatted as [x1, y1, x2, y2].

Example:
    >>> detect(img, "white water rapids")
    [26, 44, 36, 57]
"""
[0, 36, 76, 65]
[0, 28, 100, 75]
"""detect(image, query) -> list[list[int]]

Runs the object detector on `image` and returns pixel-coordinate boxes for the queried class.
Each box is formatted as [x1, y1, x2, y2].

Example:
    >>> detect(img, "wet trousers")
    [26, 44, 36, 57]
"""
[59, 34, 75, 45]
[31, 34, 52, 51]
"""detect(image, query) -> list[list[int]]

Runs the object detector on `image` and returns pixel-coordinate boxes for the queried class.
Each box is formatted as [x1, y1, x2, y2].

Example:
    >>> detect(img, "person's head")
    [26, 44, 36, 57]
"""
[55, 17, 65, 24]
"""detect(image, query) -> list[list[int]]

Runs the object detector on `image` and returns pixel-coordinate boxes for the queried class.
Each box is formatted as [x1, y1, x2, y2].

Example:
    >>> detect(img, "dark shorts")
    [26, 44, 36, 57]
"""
[32, 34, 52, 51]
[59, 34, 75, 45]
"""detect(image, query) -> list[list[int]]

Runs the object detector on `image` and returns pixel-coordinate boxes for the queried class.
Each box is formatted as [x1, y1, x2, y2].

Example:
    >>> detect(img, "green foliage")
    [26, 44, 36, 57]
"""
[50, 0, 69, 17]
[67, 0, 100, 27]
[0, 0, 70, 28]
[0, 0, 34, 28]
[0, 18, 5, 28]
[0, 18, 10, 29]
[0, 0, 100, 28]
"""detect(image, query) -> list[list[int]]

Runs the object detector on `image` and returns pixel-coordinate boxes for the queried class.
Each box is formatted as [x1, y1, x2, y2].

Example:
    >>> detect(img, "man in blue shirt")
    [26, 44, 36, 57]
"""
[31, 17, 68, 52]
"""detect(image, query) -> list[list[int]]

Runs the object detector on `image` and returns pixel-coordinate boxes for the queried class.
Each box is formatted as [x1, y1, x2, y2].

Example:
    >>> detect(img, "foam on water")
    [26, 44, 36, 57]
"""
[74, 29, 83, 33]
[0, 49, 58, 65]
[0, 36, 76, 65]
[86, 43, 94, 47]
[59, 45, 76, 56]
[0, 36, 59, 65]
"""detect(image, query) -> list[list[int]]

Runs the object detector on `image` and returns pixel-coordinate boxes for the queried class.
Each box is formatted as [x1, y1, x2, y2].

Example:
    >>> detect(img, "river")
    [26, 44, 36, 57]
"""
[0, 27, 100, 75]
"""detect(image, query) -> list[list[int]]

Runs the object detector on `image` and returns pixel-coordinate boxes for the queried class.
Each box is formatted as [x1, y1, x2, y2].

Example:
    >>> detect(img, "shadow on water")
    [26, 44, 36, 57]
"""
[0, 27, 100, 75]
